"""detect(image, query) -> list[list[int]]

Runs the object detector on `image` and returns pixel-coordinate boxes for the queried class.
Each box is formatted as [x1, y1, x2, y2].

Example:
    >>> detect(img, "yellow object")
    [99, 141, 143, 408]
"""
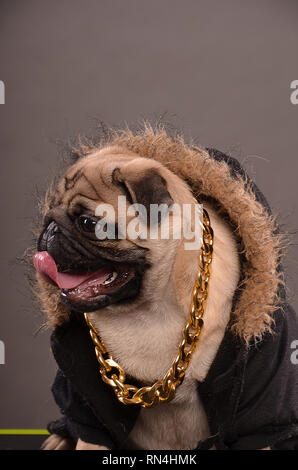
[0, 429, 49, 435]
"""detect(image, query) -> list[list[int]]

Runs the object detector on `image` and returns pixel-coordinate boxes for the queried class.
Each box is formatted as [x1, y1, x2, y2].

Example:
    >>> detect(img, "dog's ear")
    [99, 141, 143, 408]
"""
[112, 166, 173, 222]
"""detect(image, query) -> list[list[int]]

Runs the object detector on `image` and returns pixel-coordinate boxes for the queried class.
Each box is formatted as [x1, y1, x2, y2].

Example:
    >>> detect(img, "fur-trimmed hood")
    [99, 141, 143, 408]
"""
[62, 125, 284, 343]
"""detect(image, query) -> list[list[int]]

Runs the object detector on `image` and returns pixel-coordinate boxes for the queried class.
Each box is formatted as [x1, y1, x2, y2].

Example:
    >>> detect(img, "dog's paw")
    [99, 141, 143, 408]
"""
[75, 438, 108, 450]
[42, 433, 75, 450]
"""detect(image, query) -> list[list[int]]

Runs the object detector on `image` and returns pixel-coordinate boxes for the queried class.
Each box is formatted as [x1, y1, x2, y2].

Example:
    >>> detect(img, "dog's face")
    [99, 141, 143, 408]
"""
[34, 146, 197, 318]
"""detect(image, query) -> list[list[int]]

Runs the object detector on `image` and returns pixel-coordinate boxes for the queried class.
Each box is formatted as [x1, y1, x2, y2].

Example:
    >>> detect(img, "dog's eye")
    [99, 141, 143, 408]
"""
[78, 215, 97, 233]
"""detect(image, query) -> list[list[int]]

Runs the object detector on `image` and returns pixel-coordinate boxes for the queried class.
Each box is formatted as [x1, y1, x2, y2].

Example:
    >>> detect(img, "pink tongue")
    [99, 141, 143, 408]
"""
[33, 251, 111, 289]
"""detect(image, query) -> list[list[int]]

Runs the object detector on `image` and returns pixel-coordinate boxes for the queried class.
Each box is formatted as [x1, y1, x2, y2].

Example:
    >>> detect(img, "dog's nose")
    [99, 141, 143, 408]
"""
[37, 216, 84, 269]
[37, 220, 62, 252]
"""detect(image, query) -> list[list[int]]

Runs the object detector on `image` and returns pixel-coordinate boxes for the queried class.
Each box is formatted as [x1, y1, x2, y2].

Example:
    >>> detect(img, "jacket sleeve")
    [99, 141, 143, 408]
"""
[230, 305, 298, 450]
[49, 317, 140, 449]
[48, 369, 115, 448]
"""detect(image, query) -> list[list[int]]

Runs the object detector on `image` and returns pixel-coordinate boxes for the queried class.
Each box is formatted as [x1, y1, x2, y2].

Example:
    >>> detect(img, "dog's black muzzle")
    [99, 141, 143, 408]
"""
[37, 207, 108, 272]
[37, 208, 149, 273]
[36, 208, 149, 312]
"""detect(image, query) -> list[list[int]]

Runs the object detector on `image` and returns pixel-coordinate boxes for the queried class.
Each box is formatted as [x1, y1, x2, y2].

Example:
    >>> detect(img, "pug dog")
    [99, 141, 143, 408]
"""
[34, 128, 297, 450]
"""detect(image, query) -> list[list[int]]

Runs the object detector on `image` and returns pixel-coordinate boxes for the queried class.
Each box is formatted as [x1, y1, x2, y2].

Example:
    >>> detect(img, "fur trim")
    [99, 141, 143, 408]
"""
[64, 124, 284, 343]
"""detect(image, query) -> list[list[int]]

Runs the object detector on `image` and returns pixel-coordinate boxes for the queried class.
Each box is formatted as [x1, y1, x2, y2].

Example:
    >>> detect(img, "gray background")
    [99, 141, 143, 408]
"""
[0, 0, 297, 429]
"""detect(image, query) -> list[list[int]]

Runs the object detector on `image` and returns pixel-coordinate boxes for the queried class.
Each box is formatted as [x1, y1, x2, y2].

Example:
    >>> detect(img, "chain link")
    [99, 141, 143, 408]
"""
[85, 208, 213, 408]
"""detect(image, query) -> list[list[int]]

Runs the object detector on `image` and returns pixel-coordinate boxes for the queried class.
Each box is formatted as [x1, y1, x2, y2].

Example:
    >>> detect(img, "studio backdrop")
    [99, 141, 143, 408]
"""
[0, 0, 297, 447]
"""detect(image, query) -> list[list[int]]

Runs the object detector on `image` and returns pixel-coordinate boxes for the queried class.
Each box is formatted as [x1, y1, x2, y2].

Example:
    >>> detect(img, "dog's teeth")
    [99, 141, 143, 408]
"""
[103, 271, 118, 285]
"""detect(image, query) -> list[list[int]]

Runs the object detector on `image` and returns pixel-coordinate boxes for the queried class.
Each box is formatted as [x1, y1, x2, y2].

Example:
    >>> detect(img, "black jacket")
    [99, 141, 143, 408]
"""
[48, 149, 298, 450]
[49, 304, 298, 450]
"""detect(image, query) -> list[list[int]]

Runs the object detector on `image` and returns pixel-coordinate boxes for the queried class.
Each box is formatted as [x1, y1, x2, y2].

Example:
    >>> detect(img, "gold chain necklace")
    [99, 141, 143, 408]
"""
[85, 208, 213, 408]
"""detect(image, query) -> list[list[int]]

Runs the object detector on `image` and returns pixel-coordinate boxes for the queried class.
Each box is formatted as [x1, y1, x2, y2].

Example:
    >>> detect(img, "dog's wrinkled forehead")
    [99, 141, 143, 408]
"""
[54, 153, 123, 210]
[50, 149, 174, 215]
